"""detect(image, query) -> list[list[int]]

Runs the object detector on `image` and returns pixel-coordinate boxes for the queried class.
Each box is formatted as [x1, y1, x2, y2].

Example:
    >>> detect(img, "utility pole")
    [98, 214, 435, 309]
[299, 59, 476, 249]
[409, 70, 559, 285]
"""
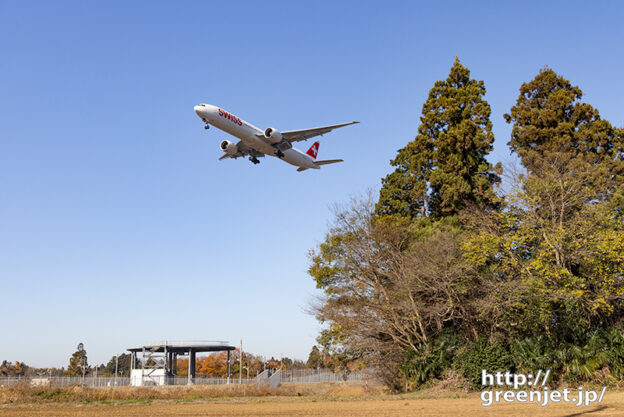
[115, 355, 119, 386]
[80, 357, 86, 387]
[239, 339, 242, 385]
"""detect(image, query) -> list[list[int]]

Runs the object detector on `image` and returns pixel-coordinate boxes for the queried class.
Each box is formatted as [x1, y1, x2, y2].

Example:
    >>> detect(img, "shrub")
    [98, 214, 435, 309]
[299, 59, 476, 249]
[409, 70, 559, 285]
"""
[454, 338, 513, 389]
[401, 333, 461, 385]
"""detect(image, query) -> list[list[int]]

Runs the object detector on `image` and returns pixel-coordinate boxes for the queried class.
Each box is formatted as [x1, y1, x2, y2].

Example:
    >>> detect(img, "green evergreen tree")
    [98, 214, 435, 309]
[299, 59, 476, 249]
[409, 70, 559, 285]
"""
[66, 342, 88, 376]
[504, 67, 624, 187]
[306, 345, 323, 369]
[377, 57, 501, 218]
[104, 353, 132, 377]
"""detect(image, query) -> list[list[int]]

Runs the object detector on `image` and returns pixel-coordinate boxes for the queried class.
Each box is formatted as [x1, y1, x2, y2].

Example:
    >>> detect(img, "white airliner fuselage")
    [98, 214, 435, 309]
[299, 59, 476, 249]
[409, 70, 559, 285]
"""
[194, 104, 357, 171]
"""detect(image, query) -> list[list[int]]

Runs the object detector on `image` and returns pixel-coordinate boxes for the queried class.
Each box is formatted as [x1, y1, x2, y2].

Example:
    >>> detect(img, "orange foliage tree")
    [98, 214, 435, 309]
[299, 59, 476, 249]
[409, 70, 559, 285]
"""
[172, 350, 306, 378]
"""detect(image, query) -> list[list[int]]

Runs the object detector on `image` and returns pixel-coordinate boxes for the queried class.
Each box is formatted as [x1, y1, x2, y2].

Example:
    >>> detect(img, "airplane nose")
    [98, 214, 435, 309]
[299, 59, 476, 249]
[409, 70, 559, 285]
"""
[194, 104, 211, 121]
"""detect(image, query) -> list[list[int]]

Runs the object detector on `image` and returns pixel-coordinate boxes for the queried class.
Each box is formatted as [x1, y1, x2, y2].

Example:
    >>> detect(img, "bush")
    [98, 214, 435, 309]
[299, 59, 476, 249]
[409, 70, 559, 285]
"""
[400, 333, 461, 385]
[454, 338, 513, 389]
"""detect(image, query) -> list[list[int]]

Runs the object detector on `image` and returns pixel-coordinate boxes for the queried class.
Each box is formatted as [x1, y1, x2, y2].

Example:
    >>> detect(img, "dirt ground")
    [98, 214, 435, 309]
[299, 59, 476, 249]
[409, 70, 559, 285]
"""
[2, 391, 624, 417]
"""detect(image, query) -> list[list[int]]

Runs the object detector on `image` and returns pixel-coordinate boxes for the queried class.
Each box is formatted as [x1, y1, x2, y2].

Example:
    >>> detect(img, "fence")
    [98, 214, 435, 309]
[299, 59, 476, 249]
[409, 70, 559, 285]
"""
[0, 370, 370, 388]
[281, 369, 367, 383]
[0, 376, 131, 387]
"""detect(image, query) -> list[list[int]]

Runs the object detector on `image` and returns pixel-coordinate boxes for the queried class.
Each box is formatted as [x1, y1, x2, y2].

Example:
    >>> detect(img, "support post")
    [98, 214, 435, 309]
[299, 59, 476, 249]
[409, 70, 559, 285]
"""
[227, 350, 231, 384]
[239, 340, 242, 385]
[188, 349, 196, 385]
[164, 345, 168, 384]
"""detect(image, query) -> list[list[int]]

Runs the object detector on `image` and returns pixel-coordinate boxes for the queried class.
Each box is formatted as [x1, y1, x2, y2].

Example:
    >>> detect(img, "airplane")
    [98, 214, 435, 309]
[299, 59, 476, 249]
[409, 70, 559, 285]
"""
[194, 104, 358, 172]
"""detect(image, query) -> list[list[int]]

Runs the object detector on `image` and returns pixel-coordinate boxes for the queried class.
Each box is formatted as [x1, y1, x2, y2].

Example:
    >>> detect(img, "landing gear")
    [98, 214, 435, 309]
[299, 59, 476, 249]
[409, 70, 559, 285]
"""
[275, 149, 285, 158]
[202, 118, 209, 129]
[204, 124, 210, 130]
[249, 156, 260, 164]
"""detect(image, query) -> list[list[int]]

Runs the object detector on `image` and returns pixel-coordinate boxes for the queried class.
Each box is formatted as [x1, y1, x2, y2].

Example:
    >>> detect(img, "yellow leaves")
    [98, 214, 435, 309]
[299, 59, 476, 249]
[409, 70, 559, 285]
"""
[590, 296, 613, 314]
[461, 233, 499, 267]
[197, 352, 229, 377]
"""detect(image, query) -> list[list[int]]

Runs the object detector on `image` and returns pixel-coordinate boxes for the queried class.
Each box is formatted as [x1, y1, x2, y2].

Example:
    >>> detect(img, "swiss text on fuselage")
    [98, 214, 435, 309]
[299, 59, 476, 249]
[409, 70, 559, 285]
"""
[218, 108, 243, 126]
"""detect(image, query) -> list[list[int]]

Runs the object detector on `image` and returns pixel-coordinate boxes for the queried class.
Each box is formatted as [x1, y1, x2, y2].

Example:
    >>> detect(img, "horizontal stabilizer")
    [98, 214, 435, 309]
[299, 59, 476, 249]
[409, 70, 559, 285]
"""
[314, 159, 343, 166]
[297, 167, 309, 172]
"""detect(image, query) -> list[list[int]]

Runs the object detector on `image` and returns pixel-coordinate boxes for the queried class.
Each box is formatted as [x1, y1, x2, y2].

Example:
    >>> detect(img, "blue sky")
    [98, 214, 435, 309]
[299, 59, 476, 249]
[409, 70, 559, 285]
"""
[1, 1, 623, 368]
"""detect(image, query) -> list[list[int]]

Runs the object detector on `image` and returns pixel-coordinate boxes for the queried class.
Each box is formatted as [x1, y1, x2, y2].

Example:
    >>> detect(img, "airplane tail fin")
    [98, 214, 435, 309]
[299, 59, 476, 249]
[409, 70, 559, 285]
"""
[306, 141, 320, 160]
[314, 159, 343, 166]
[303, 142, 342, 170]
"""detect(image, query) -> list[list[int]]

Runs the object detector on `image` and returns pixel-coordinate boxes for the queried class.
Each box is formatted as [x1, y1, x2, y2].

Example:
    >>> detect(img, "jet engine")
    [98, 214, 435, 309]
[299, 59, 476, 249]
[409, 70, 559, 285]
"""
[220, 140, 238, 154]
[264, 127, 283, 143]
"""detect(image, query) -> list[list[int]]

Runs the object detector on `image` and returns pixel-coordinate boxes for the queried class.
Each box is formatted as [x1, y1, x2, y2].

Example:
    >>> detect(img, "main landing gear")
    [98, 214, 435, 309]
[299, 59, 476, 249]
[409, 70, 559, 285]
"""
[275, 149, 285, 158]
[249, 156, 260, 164]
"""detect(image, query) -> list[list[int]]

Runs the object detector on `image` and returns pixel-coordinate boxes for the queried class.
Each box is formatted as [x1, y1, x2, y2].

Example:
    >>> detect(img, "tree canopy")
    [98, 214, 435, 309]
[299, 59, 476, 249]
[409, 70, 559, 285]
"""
[377, 58, 501, 219]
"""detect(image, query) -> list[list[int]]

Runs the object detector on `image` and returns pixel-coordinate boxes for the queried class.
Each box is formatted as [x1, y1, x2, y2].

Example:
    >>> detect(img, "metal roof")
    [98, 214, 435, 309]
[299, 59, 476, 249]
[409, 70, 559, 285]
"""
[127, 340, 236, 353]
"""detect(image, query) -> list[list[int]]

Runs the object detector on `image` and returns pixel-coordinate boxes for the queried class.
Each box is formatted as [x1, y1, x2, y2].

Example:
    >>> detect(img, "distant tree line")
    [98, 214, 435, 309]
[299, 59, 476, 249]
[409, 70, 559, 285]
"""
[308, 58, 624, 391]
[0, 360, 65, 378]
[2, 343, 310, 380]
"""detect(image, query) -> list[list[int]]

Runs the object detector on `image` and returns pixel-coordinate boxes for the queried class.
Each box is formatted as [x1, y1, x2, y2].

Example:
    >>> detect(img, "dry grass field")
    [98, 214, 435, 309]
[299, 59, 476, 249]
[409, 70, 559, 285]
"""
[2, 383, 624, 416]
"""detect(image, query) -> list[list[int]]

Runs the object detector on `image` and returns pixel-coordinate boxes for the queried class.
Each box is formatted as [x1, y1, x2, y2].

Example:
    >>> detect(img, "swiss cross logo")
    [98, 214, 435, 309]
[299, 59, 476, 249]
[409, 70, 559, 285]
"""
[306, 142, 319, 159]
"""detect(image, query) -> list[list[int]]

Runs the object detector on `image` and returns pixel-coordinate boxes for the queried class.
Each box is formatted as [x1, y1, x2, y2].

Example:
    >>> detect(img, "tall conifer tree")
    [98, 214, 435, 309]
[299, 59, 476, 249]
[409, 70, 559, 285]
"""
[67, 343, 88, 376]
[377, 58, 501, 218]
[504, 68, 624, 196]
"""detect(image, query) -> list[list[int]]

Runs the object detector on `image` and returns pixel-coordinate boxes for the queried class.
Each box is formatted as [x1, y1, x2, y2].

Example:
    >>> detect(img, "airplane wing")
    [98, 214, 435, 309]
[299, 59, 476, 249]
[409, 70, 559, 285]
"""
[218, 141, 265, 160]
[280, 121, 359, 143]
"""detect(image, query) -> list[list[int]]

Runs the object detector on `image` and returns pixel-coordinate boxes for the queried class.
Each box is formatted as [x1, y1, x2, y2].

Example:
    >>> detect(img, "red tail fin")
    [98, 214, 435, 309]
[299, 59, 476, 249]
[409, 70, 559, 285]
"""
[306, 141, 320, 159]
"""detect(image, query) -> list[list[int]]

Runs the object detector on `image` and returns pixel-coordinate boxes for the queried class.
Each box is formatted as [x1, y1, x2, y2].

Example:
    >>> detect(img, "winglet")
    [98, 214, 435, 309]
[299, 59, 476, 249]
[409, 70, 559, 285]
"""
[306, 141, 320, 160]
